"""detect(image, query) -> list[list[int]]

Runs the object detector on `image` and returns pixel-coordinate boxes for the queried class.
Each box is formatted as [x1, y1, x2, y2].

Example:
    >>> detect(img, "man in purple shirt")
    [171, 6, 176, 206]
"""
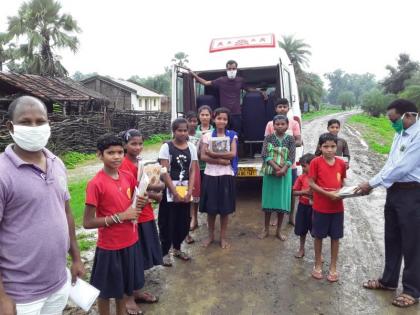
[190, 60, 265, 134]
[0, 96, 85, 315]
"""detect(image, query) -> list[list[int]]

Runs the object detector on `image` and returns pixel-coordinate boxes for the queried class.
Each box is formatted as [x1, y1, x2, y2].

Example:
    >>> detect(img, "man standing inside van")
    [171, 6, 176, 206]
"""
[189, 60, 263, 134]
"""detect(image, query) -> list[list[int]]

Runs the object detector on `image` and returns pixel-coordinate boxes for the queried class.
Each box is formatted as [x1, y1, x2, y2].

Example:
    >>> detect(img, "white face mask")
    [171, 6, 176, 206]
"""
[10, 123, 51, 152]
[226, 70, 237, 80]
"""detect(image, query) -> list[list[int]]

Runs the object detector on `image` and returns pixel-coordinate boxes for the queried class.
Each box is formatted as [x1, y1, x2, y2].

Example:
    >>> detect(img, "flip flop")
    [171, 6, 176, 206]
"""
[311, 267, 323, 280]
[135, 292, 159, 304]
[327, 271, 339, 282]
[362, 279, 396, 291]
[294, 251, 305, 259]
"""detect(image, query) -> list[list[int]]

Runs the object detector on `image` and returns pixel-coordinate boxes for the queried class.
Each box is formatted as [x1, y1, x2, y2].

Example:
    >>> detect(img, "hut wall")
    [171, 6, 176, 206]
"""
[84, 79, 132, 110]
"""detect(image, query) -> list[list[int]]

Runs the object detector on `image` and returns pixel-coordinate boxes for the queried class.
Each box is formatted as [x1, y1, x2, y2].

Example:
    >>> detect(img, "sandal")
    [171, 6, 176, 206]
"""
[135, 291, 159, 304]
[185, 235, 195, 244]
[311, 267, 323, 280]
[327, 271, 339, 282]
[173, 250, 191, 261]
[362, 279, 396, 291]
[392, 293, 419, 308]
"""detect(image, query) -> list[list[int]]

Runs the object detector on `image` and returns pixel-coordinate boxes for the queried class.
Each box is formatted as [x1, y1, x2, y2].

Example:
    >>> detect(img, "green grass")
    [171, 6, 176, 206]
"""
[69, 179, 88, 225]
[61, 152, 96, 169]
[348, 114, 394, 154]
[302, 107, 343, 121]
[77, 233, 96, 252]
[144, 133, 171, 145]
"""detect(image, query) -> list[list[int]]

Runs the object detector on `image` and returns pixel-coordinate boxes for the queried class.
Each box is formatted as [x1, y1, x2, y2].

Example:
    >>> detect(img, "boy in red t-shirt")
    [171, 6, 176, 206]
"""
[293, 153, 315, 259]
[309, 133, 346, 283]
[83, 133, 148, 315]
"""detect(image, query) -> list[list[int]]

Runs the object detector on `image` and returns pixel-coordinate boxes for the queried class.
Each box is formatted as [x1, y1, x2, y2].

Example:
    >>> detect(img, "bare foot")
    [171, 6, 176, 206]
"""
[276, 231, 287, 241]
[294, 249, 305, 258]
[258, 229, 269, 239]
[270, 219, 278, 226]
[220, 239, 231, 249]
[202, 237, 214, 248]
[126, 296, 143, 314]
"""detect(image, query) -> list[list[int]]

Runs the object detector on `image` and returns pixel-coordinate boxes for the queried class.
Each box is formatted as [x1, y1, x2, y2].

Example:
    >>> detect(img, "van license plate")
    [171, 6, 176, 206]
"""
[238, 167, 257, 177]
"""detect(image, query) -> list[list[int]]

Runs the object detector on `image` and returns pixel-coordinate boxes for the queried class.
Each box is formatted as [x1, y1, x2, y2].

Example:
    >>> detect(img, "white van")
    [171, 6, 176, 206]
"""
[171, 34, 303, 177]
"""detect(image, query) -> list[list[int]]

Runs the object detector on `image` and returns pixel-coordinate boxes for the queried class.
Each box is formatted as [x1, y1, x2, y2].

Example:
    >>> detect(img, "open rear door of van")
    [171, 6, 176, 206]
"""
[171, 65, 196, 121]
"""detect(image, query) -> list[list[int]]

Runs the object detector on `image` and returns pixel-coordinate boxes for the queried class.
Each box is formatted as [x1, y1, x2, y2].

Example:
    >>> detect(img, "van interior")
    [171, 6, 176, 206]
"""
[176, 65, 293, 159]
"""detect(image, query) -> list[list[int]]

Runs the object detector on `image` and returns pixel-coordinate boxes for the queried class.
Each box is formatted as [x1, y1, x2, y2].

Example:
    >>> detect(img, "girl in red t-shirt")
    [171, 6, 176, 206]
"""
[119, 129, 164, 306]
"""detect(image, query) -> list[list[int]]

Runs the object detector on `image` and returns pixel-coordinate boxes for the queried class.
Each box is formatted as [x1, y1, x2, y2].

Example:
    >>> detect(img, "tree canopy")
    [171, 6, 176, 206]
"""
[382, 53, 419, 94]
[5, 0, 81, 76]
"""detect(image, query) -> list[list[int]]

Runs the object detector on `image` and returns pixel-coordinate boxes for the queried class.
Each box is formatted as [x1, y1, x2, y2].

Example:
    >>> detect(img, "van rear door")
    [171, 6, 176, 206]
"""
[171, 65, 196, 121]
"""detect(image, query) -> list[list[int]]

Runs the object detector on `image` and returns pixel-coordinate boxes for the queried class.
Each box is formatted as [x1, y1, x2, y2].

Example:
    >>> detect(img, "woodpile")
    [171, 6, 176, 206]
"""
[0, 110, 170, 154]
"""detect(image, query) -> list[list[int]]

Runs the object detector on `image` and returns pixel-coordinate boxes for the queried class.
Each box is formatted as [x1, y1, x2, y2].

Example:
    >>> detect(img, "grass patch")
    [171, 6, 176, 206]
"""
[61, 152, 96, 169]
[302, 107, 343, 121]
[77, 233, 96, 252]
[144, 133, 171, 145]
[69, 179, 88, 225]
[348, 114, 394, 154]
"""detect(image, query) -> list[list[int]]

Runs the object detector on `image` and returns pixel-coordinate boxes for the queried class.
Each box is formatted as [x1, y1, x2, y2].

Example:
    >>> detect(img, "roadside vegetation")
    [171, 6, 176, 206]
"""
[302, 105, 343, 121]
[348, 114, 394, 154]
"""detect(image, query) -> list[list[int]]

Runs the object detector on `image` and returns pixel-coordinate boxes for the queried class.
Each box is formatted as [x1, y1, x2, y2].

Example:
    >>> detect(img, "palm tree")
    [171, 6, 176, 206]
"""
[7, 0, 81, 77]
[171, 52, 189, 67]
[278, 35, 312, 72]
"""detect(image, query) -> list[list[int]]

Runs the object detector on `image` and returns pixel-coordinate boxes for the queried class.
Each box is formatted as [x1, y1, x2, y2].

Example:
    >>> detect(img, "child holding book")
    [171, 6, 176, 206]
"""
[309, 133, 346, 282]
[83, 133, 148, 315]
[200, 107, 238, 249]
[293, 153, 315, 258]
[315, 119, 350, 168]
[119, 129, 163, 305]
[158, 118, 198, 266]
[185, 111, 201, 244]
[259, 115, 296, 241]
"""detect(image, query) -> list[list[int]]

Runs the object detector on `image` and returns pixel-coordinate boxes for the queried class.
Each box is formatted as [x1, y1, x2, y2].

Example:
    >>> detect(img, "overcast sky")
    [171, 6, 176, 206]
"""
[1, 0, 419, 81]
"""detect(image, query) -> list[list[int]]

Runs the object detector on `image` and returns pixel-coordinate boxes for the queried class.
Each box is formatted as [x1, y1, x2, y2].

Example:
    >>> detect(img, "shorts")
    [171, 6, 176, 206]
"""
[294, 203, 313, 236]
[16, 269, 71, 315]
[311, 211, 344, 240]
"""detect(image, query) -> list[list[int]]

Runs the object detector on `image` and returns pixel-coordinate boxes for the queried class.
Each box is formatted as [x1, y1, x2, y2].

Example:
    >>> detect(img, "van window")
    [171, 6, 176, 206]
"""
[282, 68, 292, 104]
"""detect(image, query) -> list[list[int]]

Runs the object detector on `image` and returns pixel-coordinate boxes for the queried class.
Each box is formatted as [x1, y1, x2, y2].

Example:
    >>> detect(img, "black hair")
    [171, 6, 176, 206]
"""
[273, 114, 289, 124]
[185, 111, 198, 120]
[171, 117, 188, 133]
[198, 105, 212, 115]
[387, 99, 418, 115]
[8, 96, 48, 121]
[119, 129, 142, 144]
[97, 133, 124, 153]
[318, 132, 338, 146]
[327, 119, 341, 127]
[275, 98, 289, 107]
[213, 107, 231, 123]
[299, 153, 315, 165]
[226, 60, 238, 68]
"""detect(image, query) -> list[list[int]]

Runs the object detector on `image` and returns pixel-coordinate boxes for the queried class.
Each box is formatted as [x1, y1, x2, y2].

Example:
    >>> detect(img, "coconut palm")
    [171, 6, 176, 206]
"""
[171, 52, 189, 67]
[278, 35, 312, 71]
[7, 0, 81, 76]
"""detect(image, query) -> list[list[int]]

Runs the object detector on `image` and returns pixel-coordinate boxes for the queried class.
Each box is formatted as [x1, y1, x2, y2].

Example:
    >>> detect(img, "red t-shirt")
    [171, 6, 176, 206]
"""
[86, 169, 138, 250]
[293, 173, 311, 205]
[119, 156, 155, 223]
[308, 156, 346, 213]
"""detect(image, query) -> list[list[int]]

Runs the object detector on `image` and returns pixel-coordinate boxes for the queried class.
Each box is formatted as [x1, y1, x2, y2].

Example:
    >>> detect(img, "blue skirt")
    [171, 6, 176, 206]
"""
[138, 221, 163, 270]
[90, 241, 145, 299]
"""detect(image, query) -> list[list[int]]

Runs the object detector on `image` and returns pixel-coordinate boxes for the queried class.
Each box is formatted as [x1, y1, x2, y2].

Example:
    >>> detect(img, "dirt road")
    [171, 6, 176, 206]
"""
[68, 113, 419, 314]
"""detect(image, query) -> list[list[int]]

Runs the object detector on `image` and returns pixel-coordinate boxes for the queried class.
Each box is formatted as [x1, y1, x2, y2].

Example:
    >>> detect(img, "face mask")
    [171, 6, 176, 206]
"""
[391, 118, 404, 134]
[10, 123, 51, 152]
[226, 70, 237, 80]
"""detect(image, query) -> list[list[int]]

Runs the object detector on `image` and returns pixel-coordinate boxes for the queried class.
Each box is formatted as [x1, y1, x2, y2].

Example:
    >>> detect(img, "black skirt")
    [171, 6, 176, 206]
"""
[200, 175, 236, 215]
[138, 221, 163, 270]
[90, 241, 145, 299]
